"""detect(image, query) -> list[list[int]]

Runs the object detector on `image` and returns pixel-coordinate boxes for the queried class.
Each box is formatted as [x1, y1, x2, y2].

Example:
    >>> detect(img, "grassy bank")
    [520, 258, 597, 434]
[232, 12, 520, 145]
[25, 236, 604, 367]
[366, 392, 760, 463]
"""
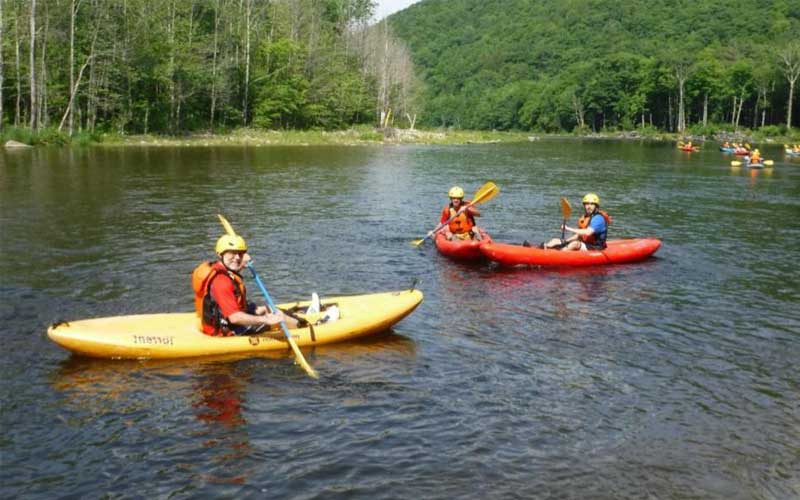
[102, 126, 535, 146]
[3, 124, 798, 147]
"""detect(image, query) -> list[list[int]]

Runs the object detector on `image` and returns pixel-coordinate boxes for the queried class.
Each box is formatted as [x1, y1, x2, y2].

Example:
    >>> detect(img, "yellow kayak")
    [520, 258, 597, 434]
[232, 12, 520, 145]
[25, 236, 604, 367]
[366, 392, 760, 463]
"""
[48, 289, 423, 359]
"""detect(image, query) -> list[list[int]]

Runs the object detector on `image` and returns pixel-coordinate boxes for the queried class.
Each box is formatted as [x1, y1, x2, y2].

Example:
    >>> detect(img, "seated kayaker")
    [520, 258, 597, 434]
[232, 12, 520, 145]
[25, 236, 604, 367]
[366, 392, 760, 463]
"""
[543, 193, 611, 251]
[440, 186, 483, 241]
[749, 149, 761, 164]
[193, 234, 300, 336]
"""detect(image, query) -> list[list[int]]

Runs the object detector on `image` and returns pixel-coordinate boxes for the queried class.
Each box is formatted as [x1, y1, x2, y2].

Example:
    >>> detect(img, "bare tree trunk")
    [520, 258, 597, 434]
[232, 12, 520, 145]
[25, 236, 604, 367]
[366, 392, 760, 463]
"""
[676, 76, 686, 132]
[406, 113, 416, 130]
[667, 94, 672, 132]
[58, 31, 97, 132]
[702, 93, 708, 127]
[125, 0, 132, 133]
[572, 94, 585, 128]
[730, 96, 736, 126]
[38, 0, 48, 128]
[168, 0, 176, 133]
[734, 92, 745, 130]
[14, 8, 21, 127]
[29, 0, 36, 131]
[0, 0, 4, 130]
[242, 0, 252, 126]
[210, 0, 221, 128]
[68, 0, 79, 135]
[778, 44, 800, 129]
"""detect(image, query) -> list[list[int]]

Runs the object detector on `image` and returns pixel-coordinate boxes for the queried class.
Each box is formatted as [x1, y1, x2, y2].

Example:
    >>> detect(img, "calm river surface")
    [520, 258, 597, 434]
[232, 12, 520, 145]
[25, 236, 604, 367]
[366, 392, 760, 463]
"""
[1, 140, 798, 499]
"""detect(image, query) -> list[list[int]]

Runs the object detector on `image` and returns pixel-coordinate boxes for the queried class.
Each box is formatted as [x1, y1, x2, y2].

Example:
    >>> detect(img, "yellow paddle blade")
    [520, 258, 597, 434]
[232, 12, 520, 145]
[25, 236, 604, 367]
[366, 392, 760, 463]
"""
[217, 214, 237, 236]
[764, 160, 774, 166]
[472, 181, 499, 205]
[289, 341, 319, 379]
[560, 197, 572, 220]
[410, 238, 425, 247]
[731, 161, 742, 167]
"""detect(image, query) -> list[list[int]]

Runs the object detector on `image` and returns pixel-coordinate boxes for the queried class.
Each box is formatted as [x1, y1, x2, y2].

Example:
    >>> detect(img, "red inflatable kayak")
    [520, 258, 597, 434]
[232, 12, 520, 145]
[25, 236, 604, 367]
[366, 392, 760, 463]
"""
[479, 238, 661, 267]
[679, 146, 699, 152]
[435, 229, 492, 260]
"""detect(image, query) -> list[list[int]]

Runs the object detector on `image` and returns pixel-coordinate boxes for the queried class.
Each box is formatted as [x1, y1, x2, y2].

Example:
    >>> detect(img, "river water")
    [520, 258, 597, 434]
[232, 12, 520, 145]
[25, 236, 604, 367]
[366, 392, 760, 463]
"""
[1, 140, 798, 498]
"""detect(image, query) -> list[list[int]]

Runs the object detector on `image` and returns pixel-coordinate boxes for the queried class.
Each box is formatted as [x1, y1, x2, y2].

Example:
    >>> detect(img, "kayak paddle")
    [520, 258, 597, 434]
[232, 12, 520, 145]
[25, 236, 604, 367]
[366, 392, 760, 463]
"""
[731, 159, 774, 167]
[560, 197, 572, 241]
[217, 214, 318, 379]
[411, 181, 499, 247]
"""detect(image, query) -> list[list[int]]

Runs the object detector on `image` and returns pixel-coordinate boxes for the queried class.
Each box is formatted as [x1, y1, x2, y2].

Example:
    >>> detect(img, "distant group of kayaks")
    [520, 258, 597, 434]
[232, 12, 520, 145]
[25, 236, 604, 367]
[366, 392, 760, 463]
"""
[677, 140, 788, 169]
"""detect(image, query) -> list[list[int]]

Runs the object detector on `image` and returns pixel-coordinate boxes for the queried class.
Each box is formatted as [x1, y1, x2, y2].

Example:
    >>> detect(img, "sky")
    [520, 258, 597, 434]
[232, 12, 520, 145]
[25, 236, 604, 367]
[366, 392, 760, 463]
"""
[372, 0, 422, 21]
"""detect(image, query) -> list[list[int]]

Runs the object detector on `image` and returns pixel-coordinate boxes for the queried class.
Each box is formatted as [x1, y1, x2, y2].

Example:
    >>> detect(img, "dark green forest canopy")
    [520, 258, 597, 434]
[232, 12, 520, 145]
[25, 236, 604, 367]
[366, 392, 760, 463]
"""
[389, 0, 800, 132]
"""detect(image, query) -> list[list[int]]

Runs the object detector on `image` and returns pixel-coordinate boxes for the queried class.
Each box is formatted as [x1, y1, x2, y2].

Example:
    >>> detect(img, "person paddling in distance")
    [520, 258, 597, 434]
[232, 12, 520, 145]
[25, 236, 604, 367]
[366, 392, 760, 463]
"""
[440, 186, 483, 241]
[195, 234, 301, 336]
[543, 193, 611, 251]
[749, 148, 762, 164]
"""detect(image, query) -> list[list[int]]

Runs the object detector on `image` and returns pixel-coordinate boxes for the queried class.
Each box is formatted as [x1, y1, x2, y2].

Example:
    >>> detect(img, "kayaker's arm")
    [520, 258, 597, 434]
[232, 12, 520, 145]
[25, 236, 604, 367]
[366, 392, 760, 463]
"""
[564, 225, 594, 237]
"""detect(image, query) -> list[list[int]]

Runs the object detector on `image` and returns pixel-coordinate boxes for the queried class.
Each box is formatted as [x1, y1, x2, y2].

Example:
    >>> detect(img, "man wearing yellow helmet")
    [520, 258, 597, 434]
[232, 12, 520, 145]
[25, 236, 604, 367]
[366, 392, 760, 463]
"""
[749, 149, 761, 165]
[439, 186, 483, 241]
[543, 193, 611, 251]
[197, 234, 299, 336]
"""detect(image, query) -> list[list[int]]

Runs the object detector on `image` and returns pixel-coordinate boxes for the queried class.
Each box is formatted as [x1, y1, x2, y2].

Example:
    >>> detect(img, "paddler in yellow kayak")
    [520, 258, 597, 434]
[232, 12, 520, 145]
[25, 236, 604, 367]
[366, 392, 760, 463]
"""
[439, 186, 484, 241]
[192, 234, 301, 336]
[543, 193, 611, 251]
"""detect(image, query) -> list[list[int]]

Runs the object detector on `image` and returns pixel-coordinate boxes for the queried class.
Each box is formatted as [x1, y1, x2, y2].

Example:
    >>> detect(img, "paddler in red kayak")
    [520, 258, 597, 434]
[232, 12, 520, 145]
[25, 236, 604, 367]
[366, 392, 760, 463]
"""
[543, 193, 610, 251]
[193, 234, 300, 336]
[440, 186, 483, 241]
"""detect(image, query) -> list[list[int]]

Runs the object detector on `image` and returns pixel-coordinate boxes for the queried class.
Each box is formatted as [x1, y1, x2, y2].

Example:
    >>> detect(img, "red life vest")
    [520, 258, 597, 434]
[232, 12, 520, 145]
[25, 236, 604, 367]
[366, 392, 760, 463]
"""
[445, 201, 475, 234]
[192, 261, 246, 336]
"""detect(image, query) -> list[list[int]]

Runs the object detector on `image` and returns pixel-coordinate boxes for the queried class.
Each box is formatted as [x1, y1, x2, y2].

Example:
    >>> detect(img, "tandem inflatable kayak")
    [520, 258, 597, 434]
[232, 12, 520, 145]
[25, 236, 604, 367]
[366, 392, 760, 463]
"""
[479, 238, 661, 267]
[48, 289, 423, 359]
[434, 229, 492, 260]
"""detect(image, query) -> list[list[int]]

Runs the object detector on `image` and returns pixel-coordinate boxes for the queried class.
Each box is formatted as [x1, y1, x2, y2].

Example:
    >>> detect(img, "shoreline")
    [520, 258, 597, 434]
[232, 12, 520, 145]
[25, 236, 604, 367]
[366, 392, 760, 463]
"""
[3, 126, 797, 148]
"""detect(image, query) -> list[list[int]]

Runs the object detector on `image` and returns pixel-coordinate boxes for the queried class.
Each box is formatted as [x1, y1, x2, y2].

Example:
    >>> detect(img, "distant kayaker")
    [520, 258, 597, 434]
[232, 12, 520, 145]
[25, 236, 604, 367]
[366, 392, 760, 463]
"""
[749, 149, 761, 164]
[543, 193, 610, 251]
[440, 186, 483, 241]
[194, 234, 300, 336]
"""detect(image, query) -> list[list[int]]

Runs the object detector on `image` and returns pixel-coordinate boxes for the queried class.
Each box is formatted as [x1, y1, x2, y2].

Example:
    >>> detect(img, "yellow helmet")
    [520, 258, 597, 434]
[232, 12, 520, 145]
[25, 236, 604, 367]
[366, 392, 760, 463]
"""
[448, 186, 465, 198]
[754, 149, 760, 153]
[582, 193, 600, 205]
[215, 234, 248, 255]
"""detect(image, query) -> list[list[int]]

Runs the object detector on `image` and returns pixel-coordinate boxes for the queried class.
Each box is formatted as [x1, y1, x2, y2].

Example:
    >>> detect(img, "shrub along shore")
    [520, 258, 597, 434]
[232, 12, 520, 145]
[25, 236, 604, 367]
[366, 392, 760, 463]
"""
[2, 125, 798, 148]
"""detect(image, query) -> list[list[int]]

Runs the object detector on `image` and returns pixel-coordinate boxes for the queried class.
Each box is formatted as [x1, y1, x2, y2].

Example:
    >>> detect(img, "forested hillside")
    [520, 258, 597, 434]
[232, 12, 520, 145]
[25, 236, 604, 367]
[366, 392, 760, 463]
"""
[0, 0, 418, 137]
[389, 0, 800, 133]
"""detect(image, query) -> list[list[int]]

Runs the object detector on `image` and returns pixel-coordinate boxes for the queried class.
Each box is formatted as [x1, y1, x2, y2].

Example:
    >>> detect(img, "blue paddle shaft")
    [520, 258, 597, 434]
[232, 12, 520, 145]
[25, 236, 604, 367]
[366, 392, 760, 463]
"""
[246, 262, 292, 339]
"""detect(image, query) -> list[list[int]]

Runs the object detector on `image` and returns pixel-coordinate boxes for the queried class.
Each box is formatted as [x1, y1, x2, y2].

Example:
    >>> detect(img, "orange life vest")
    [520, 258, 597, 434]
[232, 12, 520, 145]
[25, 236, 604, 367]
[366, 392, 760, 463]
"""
[578, 209, 612, 246]
[192, 261, 247, 336]
[447, 202, 475, 234]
